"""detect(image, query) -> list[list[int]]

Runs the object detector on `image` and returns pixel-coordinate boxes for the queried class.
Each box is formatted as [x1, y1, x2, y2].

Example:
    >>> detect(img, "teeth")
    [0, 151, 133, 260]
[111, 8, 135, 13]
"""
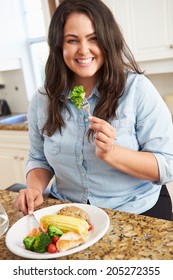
[77, 58, 93, 64]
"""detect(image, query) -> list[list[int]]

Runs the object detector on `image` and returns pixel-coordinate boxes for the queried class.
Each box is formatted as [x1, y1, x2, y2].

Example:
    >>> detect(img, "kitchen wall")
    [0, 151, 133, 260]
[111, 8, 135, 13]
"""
[0, 70, 29, 114]
[147, 73, 173, 97]
[147, 73, 173, 116]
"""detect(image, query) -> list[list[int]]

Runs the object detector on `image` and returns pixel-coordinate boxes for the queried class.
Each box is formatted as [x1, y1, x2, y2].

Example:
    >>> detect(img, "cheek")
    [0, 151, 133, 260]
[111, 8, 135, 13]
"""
[63, 49, 68, 60]
[95, 47, 104, 65]
[63, 49, 71, 67]
[99, 50, 104, 63]
[63, 47, 75, 68]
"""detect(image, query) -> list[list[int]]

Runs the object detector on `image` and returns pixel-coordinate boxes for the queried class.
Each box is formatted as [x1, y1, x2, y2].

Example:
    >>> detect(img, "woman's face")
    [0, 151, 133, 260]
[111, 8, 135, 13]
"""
[63, 12, 104, 83]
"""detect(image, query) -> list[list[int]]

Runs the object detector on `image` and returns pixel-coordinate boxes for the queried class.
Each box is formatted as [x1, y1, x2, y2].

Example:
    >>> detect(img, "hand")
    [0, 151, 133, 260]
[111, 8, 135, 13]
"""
[88, 116, 116, 160]
[16, 189, 44, 216]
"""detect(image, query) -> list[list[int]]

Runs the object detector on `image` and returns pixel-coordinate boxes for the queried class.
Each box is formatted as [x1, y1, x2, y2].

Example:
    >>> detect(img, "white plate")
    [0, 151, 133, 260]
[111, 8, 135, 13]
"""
[5, 203, 110, 259]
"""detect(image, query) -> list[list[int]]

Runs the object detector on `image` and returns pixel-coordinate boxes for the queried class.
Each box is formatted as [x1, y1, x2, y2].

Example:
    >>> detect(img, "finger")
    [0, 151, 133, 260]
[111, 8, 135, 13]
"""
[95, 131, 110, 143]
[89, 116, 114, 131]
[95, 139, 114, 153]
[93, 125, 116, 141]
[89, 116, 108, 124]
[95, 134, 115, 149]
[90, 122, 114, 135]
[26, 190, 35, 215]
[16, 190, 29, 216]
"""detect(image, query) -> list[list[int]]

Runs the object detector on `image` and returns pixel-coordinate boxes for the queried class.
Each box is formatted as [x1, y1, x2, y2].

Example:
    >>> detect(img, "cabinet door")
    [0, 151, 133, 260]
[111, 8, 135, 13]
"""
[129, 0, 173, 61]
[0, 148, 20, 189]
[18, 150, 28, 184]
[0, 148, 27, 189]
[102, 0, 173, 61]
[0, 0, 23, 61]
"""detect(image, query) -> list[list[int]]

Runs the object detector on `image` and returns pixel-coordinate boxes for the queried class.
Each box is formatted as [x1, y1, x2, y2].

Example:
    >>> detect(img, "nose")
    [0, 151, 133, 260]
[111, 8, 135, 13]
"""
[78, 41, 90, 55]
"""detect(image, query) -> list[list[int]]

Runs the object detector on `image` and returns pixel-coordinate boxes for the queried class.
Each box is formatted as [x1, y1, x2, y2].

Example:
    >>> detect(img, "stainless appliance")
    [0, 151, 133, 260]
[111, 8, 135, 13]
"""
[0, 100, 11, 116]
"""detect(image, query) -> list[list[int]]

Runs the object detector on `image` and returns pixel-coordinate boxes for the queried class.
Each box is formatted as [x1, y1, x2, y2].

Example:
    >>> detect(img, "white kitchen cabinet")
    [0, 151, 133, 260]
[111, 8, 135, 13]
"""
[0, 130, 29, 189]
[166, 182, 173, 211]
[102, 0, 173, 73]
[0, 0, 36, 99]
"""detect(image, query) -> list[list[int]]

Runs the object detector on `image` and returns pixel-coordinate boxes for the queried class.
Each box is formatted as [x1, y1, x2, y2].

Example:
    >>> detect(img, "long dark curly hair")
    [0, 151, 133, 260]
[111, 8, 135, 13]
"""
[42, 0, 142, 136]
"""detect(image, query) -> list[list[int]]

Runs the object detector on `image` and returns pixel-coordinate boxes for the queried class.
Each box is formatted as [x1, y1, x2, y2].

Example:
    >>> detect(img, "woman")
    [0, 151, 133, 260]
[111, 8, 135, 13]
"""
[17, 0, 173, 220]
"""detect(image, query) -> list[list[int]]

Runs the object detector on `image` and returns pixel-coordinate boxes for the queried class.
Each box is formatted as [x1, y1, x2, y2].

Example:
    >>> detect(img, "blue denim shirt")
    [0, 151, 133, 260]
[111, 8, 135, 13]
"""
[26, 72, 173, 214]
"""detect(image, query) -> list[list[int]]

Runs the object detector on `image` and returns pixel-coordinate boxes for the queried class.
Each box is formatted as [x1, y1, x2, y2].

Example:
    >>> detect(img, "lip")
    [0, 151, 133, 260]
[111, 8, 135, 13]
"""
[75, 57, 94, 66]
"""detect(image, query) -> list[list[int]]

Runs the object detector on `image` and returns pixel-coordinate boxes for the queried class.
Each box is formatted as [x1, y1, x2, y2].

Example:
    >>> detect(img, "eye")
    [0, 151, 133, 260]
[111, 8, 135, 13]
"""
[66, 39, 78, 44]
[89, 36, 97, 42]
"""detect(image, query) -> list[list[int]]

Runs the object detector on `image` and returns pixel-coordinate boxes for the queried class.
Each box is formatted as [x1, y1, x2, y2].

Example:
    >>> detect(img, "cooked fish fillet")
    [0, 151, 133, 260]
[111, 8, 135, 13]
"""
[56, 230, 85, 252]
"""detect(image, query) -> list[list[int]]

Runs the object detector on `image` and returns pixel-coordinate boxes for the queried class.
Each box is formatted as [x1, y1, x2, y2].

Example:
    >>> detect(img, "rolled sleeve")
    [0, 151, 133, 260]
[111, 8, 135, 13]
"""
[136, 76, 173, 184]
[153, 152, 173, 185]
[26, 153, 54, 176]
[26, 92, 54, 177]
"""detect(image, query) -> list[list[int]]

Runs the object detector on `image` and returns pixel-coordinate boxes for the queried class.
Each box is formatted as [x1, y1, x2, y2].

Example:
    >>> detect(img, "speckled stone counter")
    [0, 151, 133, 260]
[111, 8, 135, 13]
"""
[0, 190, 173, 260]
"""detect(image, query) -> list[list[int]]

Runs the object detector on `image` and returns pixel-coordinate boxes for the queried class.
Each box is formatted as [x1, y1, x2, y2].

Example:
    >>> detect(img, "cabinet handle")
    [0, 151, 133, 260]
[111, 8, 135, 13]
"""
[14, 156, 18, 160]
[20, 157, 24, 160]
[170, 44, 173, 49]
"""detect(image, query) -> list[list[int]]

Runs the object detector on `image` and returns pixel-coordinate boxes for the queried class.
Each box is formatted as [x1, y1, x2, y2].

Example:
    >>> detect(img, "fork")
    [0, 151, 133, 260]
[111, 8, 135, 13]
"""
[81, 99, 91, 116]
[29, 213, 44, 232]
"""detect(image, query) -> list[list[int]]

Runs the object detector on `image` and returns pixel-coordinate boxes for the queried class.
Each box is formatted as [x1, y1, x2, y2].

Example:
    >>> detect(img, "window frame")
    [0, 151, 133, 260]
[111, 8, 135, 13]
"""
[20, 0, 52, 92]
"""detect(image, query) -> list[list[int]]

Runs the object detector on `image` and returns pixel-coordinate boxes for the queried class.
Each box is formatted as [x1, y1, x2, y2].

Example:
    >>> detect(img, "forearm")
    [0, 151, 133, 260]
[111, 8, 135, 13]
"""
[26, 168, 53, 194]
[102, 145, 160, 182]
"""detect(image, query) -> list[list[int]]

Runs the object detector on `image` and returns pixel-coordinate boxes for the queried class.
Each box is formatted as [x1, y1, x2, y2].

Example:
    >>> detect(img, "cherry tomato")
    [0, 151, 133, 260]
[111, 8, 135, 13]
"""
[88, 222, 93, 231]
[52, 236, 60, 245]
[47, 243, 57, 254]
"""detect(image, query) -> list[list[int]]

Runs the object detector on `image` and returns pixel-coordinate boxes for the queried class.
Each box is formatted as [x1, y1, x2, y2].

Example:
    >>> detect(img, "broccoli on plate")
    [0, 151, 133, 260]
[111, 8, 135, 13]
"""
[47, 225, 64, 238]
[23, 236, 36, 251]
[23, 232, 51, 253]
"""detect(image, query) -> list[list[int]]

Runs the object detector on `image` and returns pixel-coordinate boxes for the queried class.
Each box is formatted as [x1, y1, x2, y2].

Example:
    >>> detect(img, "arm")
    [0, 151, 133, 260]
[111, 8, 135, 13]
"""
[89, 116, 159, 181]
[26, 168, 53, 194]
[16, 168, 53, 215]
[89, 75, 173, 185]
[16, 91, 54, 215]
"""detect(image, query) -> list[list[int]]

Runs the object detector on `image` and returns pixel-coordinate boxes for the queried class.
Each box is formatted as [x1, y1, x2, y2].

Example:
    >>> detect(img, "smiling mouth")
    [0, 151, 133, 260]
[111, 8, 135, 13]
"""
[76, 58, 94, 64]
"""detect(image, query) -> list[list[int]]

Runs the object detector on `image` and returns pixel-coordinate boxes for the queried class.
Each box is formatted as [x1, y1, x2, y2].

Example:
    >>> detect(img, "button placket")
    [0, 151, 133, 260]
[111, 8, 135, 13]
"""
[75, 111, 89, 200]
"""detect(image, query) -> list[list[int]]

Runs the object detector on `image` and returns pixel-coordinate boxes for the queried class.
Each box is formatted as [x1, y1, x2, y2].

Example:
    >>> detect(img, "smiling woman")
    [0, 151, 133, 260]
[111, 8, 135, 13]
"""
[16, 0, 173, 221]
[62, 13, 104, 95]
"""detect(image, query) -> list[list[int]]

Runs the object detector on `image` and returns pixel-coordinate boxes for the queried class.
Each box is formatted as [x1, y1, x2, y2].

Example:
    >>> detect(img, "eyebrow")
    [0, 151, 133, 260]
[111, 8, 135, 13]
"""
[64, 32, 96, 38]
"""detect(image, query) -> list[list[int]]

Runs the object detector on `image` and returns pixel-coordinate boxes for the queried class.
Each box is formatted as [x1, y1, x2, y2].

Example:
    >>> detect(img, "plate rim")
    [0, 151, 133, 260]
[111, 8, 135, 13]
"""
[5, 203, 110, 259]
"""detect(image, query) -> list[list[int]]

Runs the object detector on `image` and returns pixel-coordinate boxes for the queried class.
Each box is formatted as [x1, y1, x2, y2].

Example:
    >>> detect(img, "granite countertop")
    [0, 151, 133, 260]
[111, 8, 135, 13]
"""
[0, 190, 173, 260]
[0, 123, 28, 130]
[0, 113, 28, 130]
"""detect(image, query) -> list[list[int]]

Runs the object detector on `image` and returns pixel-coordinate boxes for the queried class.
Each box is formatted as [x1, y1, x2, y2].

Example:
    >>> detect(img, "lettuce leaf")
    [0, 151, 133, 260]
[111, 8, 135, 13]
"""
[70, 85, 85, 109]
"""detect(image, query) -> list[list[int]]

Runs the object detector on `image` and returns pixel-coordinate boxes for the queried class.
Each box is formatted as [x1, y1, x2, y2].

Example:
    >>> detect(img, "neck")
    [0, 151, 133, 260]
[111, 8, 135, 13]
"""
[72, 76, 97, 97]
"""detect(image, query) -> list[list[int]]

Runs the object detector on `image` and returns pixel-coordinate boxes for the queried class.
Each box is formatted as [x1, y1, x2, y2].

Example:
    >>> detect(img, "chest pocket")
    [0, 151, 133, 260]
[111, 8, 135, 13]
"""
[40, 110, 74, 156]
[111, 117, 138, 150]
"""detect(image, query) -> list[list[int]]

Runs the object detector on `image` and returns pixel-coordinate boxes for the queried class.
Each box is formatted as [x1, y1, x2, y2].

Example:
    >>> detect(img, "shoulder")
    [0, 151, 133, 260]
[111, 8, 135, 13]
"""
[28, 87, 49, 121]
[32, 86, 48, 100]
[125, 72, 162, 104]
[125, 72, 171, 122]
[126, 72, 154, 91]
[30, 87, 48, 107]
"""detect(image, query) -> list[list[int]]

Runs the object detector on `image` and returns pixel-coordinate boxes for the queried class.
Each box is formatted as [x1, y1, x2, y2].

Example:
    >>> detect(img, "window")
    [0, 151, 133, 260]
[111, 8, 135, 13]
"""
[20, 0, 51, 90]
